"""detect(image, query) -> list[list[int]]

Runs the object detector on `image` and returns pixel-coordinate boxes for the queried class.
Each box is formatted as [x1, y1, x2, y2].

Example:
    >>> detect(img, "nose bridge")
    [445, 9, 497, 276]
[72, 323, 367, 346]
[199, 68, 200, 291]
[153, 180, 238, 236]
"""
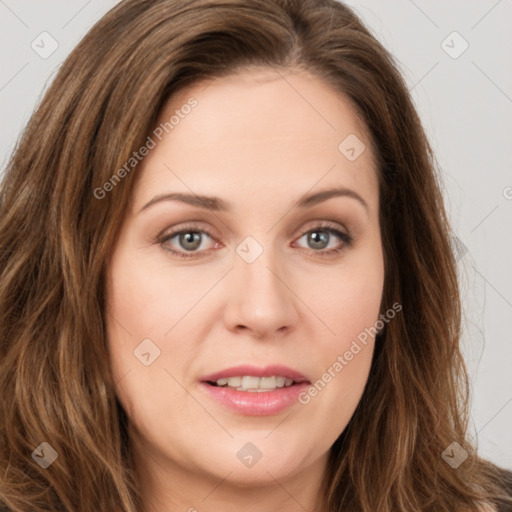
[236, 233, 286, 301]
[225, 233, 298, 335]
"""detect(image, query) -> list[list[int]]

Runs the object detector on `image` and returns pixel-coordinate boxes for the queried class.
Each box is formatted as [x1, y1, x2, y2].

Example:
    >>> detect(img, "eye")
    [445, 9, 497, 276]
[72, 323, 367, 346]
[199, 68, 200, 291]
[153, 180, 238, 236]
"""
[294, 223, 353, 258]
[158, 224, 220, 259]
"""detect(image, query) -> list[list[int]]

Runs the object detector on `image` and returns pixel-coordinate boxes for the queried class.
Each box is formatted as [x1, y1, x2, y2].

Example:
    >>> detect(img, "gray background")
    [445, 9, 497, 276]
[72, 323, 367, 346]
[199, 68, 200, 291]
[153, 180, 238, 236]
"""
[1, 0, 511, 469]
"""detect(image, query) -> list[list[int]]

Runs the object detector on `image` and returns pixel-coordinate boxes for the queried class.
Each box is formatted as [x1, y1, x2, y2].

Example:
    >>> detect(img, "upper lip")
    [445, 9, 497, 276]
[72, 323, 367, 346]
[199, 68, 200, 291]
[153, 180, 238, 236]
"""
[201, 364, 310, 384]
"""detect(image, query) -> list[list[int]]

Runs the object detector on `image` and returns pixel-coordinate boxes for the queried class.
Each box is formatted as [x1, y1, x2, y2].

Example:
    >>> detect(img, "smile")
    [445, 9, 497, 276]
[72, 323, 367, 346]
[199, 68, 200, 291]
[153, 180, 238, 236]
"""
[210, 375, 296, 391]
[200, 365, 311, 415]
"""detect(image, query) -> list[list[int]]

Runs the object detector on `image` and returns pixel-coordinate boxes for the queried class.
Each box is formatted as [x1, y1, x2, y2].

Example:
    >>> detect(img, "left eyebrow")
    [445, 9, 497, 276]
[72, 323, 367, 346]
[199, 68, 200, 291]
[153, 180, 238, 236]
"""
[295, 187, 369, 215]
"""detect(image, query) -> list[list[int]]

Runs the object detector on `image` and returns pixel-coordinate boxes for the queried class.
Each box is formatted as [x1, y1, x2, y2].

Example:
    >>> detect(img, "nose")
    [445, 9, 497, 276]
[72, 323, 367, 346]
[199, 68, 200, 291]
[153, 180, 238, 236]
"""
[222, 242, 300, 339]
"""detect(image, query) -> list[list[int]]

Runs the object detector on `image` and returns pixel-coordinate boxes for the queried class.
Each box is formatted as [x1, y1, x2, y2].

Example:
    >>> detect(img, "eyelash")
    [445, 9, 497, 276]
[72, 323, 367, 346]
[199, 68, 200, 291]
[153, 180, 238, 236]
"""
[157, 222, 353, 260]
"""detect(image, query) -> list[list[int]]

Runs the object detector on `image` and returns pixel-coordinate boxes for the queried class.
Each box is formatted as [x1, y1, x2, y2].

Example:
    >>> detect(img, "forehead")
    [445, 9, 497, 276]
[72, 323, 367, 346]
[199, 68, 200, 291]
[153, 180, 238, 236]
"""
[132, 67, 379, 215]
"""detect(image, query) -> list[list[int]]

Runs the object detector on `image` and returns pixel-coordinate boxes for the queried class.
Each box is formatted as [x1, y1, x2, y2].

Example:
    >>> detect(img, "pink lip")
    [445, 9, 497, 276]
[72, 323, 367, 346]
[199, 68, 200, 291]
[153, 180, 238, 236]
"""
[199, 364, 311, 416]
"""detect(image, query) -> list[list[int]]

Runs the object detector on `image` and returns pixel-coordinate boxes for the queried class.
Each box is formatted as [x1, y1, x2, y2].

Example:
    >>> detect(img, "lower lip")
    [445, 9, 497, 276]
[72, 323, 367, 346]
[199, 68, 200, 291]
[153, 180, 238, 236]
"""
[199, 382, 310, 416]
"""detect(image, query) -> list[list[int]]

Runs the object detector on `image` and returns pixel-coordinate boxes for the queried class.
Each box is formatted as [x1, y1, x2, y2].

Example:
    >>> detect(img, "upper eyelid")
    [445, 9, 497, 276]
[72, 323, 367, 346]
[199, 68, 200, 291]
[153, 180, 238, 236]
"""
[159, 223, 217, 241]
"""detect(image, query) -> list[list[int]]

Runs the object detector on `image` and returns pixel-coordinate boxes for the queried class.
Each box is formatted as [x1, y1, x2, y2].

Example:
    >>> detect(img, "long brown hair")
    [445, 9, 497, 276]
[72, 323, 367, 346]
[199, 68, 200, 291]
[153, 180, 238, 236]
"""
[0, 1, 510, 511]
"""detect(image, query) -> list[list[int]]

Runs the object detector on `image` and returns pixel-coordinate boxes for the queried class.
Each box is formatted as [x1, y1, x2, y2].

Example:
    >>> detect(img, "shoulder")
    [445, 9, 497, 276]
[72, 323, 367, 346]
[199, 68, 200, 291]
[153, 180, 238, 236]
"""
[492, 466, 512, 512]
[461, 466, 512, 512]
[482, 467, 512, 512]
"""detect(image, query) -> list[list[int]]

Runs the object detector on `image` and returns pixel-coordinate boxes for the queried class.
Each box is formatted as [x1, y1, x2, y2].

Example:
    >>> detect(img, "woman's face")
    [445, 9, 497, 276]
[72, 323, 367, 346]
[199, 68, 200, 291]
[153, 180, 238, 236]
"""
[105, 67, 384, 494]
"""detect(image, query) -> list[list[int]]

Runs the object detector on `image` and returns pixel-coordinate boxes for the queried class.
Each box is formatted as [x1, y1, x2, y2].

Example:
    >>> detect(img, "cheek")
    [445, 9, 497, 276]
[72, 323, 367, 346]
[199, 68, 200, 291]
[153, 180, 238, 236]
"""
[104, 252, 177, 425]
[303, 243, 384, 341]
[296, 243, 384, 431]
[105, 246, 200, 339]
[104, 239, 219, 411]
[298, 314, 377, 445]
[104, 243, 169, 392]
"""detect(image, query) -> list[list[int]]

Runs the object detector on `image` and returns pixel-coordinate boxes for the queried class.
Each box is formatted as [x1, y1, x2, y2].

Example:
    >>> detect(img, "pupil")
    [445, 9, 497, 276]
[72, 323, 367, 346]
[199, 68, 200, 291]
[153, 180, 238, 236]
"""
[309, 231, 328, 249]
[180, 232, 201, 250]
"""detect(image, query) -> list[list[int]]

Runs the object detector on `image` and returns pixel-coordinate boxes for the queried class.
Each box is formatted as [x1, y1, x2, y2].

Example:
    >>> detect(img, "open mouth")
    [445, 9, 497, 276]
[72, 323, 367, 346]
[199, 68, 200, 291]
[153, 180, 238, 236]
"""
[205, 375, 307, 392]
[199, 369, 311, 415]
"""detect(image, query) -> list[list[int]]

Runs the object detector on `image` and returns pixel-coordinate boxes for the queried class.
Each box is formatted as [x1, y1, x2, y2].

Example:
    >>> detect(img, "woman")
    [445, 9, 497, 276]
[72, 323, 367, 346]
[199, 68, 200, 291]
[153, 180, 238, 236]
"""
[0, 0, 510, 511]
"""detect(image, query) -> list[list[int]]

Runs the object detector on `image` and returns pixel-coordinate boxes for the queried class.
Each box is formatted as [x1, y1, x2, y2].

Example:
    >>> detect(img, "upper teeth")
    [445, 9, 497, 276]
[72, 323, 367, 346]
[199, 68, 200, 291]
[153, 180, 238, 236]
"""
[215, 376, 294, 391]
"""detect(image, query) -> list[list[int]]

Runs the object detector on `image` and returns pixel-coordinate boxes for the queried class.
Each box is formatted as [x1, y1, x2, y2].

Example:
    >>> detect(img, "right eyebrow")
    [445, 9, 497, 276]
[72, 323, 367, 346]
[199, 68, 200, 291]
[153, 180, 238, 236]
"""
[139, 192, 230, 213]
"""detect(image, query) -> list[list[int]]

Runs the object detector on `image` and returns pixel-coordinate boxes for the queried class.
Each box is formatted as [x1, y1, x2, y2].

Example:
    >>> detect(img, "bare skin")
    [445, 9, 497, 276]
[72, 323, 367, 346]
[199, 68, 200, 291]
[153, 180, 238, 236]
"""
[106, 67, 384, 512]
